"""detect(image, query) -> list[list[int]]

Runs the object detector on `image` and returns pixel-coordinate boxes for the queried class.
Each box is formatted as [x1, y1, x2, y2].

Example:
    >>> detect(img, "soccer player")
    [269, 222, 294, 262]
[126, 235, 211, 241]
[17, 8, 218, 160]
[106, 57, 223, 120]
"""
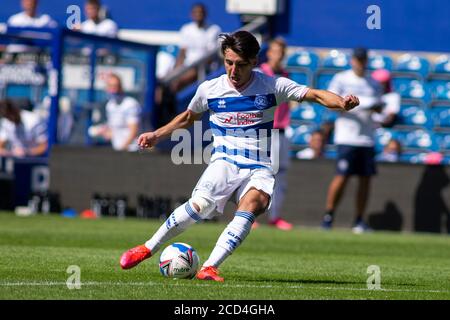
[120, 31, 359, 282]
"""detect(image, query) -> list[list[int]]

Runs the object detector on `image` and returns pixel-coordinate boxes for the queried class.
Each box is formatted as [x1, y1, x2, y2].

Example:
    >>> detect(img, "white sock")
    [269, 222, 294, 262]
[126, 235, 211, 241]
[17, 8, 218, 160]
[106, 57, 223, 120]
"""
[145, 201, 200, 253]
[203, 211, 255, 268]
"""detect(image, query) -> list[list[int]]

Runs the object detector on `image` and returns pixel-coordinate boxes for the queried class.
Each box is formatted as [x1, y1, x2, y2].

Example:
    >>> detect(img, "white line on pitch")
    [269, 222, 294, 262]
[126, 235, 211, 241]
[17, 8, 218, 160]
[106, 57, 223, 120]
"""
[0, 281, 449, 294]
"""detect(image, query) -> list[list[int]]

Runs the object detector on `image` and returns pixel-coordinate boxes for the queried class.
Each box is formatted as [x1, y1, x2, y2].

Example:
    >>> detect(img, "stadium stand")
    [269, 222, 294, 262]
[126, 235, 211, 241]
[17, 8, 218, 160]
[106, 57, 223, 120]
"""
[284, 48, 450, 165]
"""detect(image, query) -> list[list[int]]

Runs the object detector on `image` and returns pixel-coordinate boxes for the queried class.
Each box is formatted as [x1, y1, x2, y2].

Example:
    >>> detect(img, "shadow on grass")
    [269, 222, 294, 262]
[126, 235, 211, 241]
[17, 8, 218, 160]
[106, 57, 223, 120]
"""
[240, 277, 422, 288]
[240, 277, 362, 286]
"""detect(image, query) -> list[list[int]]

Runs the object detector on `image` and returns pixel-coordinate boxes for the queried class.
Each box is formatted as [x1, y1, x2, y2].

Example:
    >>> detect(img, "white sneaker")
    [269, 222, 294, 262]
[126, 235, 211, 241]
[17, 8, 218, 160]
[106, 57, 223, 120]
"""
[352, 221, 372, 234]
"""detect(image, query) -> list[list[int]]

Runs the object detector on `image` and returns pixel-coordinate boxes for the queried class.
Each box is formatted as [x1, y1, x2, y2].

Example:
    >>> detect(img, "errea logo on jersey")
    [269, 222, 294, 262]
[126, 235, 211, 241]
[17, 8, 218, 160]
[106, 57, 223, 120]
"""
[218, 99, 226, 109]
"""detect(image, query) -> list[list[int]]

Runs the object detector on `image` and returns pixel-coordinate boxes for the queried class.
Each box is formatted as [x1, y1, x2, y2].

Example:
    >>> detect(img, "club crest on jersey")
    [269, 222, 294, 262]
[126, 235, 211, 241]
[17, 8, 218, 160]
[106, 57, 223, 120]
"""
[218, 99, 226, 109]
[254, 95, 270, 109]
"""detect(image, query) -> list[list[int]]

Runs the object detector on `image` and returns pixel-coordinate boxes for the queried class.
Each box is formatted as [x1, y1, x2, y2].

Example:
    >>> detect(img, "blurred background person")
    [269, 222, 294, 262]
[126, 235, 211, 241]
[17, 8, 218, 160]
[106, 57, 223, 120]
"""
[6, 0, 57, 54]
[0, 98, 48, 157]
[296, 129, 326, 160]
[171, 3, 221, 92]
[322, 47, 382, 234]
[7, 0, 56, 28]
[371, 69, 400, 128]
[79, 0, 118, 37]
[377, 138, 402, 162]
[88, 73, 141, 151]
[256, 37, 293, 230]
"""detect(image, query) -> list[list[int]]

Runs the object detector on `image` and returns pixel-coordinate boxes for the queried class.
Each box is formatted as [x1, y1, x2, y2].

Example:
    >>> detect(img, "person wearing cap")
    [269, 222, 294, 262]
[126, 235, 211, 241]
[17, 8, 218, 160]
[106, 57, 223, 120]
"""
[371, 69, 401, 128]
[322, 47, 383, 234]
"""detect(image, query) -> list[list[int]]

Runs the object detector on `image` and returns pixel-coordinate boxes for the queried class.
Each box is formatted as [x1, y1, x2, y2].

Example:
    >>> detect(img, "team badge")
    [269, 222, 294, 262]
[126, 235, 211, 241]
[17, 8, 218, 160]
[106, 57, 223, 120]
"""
[254, 95, 269, 109]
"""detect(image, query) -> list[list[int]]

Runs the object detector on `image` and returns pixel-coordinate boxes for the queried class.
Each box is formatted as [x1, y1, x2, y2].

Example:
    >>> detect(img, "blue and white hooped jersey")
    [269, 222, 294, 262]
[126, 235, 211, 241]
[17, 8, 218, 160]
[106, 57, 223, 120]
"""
[188, 71, 309, 170]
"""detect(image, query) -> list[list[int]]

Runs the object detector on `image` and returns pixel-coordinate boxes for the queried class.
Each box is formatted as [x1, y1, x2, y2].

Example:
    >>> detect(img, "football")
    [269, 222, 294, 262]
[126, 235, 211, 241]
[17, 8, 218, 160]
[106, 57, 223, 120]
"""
[159, 242, 200, 279]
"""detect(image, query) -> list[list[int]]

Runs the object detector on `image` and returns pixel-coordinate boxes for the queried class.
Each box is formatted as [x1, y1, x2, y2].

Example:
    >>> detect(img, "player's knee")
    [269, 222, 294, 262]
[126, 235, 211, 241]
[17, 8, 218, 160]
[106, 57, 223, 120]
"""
[190, 195, 216, 218]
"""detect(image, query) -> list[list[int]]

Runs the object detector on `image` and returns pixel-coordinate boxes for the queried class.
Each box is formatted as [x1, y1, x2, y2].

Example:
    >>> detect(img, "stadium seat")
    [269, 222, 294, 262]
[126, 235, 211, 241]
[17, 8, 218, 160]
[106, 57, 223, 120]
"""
[289, 124, 319, 146]
[432, 54, 450, 74]
[290, 102, 324, 125]
[374, 128, 396, 153]
[435, 132, 450, 151]
[430, 106, 450, 130]
[5, 84, 32, 99]
[315, 72, 336, 90]
[315, 50, 350, 90]
[428, 80, 450, 102]
[286, 50, 319, 86]
[395, 104, 433, 129]
[368, 54, 393, 71]
[402, 129, 439, 152]
[392, 79, 431, 103]
[159, 44, 179, 58]
[393, 54, 430, 80]
[321, 50, 350, 69]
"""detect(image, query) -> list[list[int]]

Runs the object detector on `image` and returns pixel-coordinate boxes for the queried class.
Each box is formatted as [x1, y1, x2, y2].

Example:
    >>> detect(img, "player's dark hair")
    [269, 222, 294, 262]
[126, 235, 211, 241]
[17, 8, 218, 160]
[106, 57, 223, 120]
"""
[0, 99, 21, 125]
[86, 0, 101, 7]
[219, 31, 260, 62]
[192, 2, 206, 12]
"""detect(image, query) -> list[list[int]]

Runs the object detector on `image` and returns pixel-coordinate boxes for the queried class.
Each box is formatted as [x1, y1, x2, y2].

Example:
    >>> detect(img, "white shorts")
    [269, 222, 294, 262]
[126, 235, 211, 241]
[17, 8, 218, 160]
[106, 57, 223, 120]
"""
[192, 159, 275, 218]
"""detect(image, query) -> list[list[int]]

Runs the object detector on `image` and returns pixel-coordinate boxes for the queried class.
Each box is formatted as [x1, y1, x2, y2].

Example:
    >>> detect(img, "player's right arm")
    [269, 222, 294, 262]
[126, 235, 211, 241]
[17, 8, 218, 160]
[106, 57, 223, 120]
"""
[138, 110, 203, 149]
[139, 80, 209, 149]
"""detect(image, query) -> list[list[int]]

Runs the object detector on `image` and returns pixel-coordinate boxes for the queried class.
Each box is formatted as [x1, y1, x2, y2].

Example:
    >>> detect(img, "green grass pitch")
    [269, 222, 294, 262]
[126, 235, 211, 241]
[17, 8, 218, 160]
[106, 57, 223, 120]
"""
[0, 212, 449, 300]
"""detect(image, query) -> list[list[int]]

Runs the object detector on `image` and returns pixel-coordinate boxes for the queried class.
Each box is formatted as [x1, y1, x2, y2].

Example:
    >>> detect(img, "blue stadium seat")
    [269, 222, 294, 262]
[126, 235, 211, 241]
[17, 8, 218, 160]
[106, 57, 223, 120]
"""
[432, 55, 450, 74]
[315, 50, 350, 89]
[159, 45, 179, 58]
[286, 50, 319, 87]
[394, 54, 430, 80]
[5, 84, 32, 99]
[430, 106, 450, 130]
[290, 102, 324, 125]
[402, 129, 439, 151]
[316, 72, 337, 90]
[289, 124, 319, 146]
[286, 50, 319, 70]
[321, 50, 350, 69]
[428, 80, 450, 101]
[435, 132, 450, 151]
[368, 54, 393, 71]
[395, 104, 433, 129]
[392, 79, 431, 103]
[374, 128, 392, 153]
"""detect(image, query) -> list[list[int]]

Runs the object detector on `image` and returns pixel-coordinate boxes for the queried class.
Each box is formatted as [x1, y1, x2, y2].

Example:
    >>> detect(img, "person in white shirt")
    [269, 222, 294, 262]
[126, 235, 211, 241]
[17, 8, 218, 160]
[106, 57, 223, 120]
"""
[7, 0, 56, 28]
[322, 47, 383, 234]
[119, 31, 360, 282]
[7, 0, 57, 53]
[80, 0, 118, 37]
[171, 3, 221, 91]
[88, 73, 141, 151]
[0, 99, 48, 157]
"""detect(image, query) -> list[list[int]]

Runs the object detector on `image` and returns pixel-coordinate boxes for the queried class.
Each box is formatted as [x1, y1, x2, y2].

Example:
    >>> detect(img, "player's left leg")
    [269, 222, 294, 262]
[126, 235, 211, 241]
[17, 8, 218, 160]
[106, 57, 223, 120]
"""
[197, 169, 274, 282]
[352, 147, 376, 234]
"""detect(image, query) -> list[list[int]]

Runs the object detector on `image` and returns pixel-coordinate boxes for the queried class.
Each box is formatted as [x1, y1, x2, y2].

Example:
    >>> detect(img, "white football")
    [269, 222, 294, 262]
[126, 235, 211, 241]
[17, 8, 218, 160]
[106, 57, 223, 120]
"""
[159, 242, 200, 279]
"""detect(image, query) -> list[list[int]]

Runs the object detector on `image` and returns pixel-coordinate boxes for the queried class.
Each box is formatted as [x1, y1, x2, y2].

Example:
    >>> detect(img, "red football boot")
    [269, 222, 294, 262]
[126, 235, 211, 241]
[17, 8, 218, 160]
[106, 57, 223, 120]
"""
[120, 244, 152, 269]
[196, 266, 224, 282]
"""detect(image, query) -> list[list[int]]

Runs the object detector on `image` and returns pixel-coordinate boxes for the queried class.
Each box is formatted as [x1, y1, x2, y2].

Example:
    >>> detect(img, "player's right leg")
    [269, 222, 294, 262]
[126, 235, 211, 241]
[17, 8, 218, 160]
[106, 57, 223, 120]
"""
[120, 196, 215, 269]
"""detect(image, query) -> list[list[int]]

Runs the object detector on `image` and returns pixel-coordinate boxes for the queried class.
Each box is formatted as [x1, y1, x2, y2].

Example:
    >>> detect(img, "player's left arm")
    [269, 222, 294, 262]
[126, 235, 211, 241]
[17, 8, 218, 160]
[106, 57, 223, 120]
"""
[303, 88, 359, 111]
